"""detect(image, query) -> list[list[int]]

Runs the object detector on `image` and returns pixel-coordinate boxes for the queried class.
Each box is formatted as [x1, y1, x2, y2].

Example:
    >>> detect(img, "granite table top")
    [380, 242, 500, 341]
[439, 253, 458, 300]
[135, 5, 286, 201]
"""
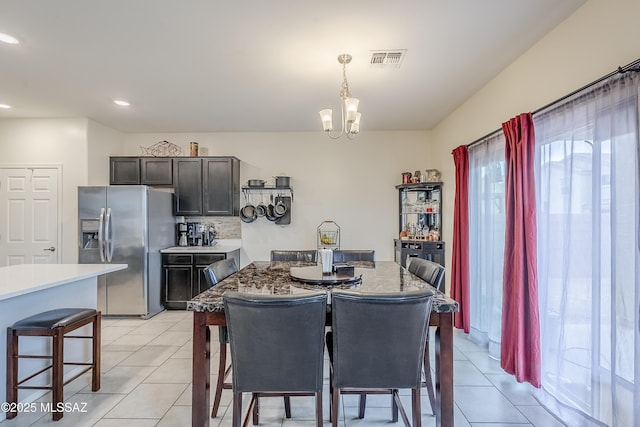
[187, 261, 459, 314]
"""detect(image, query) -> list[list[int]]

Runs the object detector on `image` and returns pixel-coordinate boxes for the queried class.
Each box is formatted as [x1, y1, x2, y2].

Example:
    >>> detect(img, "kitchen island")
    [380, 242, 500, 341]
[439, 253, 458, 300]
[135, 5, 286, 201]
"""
[188, 261, 458, 427]
[0, 263, 127, 418]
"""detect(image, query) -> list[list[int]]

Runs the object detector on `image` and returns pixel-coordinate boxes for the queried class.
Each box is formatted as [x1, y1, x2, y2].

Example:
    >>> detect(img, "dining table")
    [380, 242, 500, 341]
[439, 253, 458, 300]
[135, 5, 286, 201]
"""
[187, 260, 459, 427]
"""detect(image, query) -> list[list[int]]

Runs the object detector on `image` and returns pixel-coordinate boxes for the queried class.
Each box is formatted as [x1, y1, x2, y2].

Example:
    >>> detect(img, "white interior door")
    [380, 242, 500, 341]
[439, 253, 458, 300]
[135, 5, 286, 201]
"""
[0, 167, 60, 266]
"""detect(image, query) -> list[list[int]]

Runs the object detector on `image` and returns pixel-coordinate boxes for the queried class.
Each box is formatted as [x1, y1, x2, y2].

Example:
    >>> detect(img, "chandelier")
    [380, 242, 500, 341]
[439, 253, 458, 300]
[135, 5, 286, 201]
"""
[319, 54, 362, 140]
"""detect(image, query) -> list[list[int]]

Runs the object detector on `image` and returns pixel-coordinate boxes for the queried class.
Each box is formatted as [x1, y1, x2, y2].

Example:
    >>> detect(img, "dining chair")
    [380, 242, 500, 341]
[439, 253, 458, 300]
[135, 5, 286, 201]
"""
[407, 258, 445, 291]
[202, 258, 238, 418]
[407, 257, 446, 414]
[270, 249, 317, 263]
[332, 250, 375, 267]
[328, 289, 434, 427]
[223, 291, 327, 427]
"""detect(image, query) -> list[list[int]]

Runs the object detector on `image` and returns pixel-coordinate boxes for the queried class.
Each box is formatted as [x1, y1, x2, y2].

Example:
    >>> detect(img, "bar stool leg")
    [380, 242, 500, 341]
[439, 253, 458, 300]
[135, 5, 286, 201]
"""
[6, 328, 18, 420]
[92, 313, 101, 391]
[211, 338, 227, 417]
[52, 328, 65, 420]
[423, 338, 436, 414]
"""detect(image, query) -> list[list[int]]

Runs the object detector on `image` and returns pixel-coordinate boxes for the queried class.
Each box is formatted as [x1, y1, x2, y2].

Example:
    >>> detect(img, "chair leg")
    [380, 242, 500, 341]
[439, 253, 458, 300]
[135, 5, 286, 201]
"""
[232, 391, 242, 427]
[52, 328, 65, 421]
[92, 313, 101, 392]
[211, 339, 227, 418]
[331, 387, 340, 427]
[391, 389, 399, 422]
[252, 394, 259, 425]
[5, 328, 18, 420]
[423, 338, 436, 414]
[284, 395, 292, 418]
[392, 390, 411, 427]
[412, 387, 422, 427]
[315, 391, 323, 427]
[358, 393, 366, 418]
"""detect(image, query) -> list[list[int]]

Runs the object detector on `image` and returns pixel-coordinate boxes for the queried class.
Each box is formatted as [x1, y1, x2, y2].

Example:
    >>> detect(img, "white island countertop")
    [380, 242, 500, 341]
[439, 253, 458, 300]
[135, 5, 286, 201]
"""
[0, 263, 127, 301]
[160, 239, 241, 254]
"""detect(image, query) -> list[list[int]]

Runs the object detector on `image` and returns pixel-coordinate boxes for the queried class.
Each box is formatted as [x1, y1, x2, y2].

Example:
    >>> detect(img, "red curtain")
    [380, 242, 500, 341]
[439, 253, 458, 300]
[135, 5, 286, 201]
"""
[500, 113, 541, 387]
[451, 145, 470, 332]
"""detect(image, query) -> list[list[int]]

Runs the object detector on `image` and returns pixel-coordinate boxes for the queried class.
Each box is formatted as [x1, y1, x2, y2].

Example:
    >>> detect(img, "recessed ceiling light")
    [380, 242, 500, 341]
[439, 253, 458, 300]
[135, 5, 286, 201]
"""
[113, 99, 130, 107]
[0, 104, 11, 109]
[0, 33, 19, 44]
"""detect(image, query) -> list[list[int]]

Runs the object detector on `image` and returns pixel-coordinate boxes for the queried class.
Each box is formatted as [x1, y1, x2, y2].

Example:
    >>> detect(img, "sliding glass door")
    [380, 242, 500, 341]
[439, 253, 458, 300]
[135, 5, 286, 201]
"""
[533, 73, 639, 427]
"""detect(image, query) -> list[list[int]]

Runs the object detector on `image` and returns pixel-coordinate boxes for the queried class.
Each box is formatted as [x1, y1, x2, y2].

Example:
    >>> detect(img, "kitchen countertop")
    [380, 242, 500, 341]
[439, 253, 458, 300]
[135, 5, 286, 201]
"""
[0, 263, 127, 301]
[160, 239, 241, 254]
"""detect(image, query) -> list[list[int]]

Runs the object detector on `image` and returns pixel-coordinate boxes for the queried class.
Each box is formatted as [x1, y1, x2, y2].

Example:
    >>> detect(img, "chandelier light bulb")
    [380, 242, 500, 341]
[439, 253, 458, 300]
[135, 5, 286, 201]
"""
[0, 33, 19, 44]
[351, 112, 362, 133]
[344, 98, 359, 122]
[319, 109, 333, 131]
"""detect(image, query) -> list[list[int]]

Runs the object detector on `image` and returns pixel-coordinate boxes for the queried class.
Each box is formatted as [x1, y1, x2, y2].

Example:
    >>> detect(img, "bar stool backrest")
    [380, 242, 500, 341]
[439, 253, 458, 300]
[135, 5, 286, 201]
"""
[407, 258, 445, 292]
[330, 289, 434, 390]
[223, 291, 327, 393]
[203, 258, 238, 286]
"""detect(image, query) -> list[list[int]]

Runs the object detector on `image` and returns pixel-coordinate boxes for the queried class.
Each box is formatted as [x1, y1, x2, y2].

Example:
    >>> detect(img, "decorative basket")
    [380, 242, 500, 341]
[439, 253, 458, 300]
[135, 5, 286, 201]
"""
[317, 221, 340, 250]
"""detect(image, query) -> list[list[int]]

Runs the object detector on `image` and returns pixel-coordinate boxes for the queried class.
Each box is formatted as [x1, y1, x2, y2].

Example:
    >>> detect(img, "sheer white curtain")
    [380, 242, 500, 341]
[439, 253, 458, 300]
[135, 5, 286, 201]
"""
[533, 71, 640, 427]
[468, 132, 506, 359]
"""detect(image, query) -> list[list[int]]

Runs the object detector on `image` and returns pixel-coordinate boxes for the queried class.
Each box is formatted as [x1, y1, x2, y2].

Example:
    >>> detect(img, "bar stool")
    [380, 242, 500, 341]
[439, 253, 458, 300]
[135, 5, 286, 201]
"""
[6, 308, 101, 421]
[202, 259, 238, 419]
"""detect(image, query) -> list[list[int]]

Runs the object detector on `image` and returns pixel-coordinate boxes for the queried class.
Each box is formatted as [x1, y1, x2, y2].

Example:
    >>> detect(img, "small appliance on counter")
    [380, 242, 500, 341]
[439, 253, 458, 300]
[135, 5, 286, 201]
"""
[177, 221, 217, 246]
[177, 221, 188, 246]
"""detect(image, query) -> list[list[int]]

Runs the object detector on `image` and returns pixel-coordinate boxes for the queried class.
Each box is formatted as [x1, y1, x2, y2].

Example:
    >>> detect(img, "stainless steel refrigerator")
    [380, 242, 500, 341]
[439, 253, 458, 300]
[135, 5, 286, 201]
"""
[78, 185, 175, 318]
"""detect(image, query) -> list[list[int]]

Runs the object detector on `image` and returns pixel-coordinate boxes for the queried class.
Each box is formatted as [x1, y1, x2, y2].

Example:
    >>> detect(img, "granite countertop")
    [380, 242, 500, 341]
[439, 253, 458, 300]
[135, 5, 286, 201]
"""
[161, 239, 241, 254]
[187, 261, 459, 314]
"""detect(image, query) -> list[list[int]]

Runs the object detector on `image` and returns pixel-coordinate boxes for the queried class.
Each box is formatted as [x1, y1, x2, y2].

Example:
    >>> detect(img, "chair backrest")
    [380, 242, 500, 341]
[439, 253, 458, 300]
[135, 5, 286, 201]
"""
[407, 258, 445, 292]
[223, 291, 327, 393]
[330, 289, 434, 390]
[270, 250, 317, 263]
[332, 250, 375, 264]
[203, 258, 238, 287]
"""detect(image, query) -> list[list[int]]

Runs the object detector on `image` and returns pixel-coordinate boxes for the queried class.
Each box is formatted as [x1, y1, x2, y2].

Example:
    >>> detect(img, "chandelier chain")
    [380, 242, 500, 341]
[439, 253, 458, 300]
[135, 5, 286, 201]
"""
[340, 61, 351, 100]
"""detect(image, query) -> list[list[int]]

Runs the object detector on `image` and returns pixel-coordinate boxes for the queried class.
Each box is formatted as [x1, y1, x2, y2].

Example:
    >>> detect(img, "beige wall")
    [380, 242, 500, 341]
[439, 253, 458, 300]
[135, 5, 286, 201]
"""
[430, 0, 640, 291]
[123, 131, 432, 262]
[0, 118, 90, 263]
[87, 120, 125, 185]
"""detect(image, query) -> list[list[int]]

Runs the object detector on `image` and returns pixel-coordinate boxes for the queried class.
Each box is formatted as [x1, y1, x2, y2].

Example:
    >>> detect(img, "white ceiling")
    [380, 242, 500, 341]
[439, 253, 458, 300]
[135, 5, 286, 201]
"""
[0, 0, 586, 133]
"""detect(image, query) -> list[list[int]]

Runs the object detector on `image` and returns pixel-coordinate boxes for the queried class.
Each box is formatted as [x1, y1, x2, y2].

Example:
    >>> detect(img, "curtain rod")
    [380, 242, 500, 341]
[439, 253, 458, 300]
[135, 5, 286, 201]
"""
[466, 58, 640, 149]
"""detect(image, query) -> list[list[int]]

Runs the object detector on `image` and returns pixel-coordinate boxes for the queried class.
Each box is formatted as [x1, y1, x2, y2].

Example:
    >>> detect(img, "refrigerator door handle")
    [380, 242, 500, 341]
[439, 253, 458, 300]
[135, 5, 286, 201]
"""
[105, 207, 113, 262]
[98, 207, 106, 262]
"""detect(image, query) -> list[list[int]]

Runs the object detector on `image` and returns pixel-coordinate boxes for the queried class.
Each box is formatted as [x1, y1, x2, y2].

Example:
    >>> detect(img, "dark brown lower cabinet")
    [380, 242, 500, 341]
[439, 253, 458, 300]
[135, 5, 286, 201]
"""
[162, 250, 240, 309]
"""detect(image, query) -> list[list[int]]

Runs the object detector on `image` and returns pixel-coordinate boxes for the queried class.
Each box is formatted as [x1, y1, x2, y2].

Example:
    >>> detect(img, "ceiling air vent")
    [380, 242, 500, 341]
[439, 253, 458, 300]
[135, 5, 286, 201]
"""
[370, 50, 406, 68]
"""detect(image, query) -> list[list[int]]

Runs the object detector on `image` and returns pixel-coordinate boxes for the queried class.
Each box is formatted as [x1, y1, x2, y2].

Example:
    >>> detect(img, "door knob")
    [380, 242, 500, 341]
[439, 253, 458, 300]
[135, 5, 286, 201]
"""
[43, 247, 56, 252]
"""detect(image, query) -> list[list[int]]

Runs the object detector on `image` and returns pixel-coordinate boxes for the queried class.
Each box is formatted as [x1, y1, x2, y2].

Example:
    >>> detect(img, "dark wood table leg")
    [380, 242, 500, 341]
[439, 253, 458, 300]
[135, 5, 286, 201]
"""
[192, 311, 211, 427]
[434, 312, 454, 427]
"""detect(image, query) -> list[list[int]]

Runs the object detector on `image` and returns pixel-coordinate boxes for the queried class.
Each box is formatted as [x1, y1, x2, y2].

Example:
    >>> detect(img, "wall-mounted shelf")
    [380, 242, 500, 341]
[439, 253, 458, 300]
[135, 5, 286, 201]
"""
[241, 186, 293, 201]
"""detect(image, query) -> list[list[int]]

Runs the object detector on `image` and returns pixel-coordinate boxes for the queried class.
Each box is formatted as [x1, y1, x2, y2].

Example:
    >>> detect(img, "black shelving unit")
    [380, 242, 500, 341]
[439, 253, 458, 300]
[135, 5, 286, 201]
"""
[394, 182, 445, 275]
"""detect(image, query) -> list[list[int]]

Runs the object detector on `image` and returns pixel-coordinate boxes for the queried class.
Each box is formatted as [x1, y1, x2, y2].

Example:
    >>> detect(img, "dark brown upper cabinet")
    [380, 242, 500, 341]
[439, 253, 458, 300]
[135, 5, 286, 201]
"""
[173, 157, 240, 216]
[110, 157, 140, 185]
[110, 156, 239, 216]
[140, 158, 173, 185]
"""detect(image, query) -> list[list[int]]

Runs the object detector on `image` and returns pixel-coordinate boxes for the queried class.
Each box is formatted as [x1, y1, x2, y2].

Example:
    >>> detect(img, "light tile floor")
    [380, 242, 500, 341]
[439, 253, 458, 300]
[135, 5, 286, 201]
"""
[0, 310, 567, 426]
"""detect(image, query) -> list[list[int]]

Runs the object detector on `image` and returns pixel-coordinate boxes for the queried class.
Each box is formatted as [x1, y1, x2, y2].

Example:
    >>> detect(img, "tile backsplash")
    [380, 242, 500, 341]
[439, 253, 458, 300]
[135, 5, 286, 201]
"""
[183, 216, 241, 239]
